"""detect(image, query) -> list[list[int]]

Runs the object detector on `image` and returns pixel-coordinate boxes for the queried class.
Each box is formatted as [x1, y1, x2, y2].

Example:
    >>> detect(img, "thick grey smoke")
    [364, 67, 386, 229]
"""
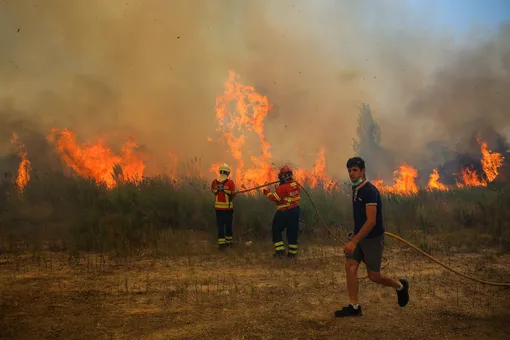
[0, 0, 508, 182]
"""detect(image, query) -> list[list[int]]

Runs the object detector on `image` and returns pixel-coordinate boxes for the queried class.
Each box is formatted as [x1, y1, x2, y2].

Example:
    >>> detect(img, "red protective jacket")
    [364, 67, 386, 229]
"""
[264, 180, 301, 211]
[211, 179, 236, 210]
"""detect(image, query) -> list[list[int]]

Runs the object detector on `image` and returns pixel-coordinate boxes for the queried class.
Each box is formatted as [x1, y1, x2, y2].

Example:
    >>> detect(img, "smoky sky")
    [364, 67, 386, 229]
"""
[1, 0, 508, 181]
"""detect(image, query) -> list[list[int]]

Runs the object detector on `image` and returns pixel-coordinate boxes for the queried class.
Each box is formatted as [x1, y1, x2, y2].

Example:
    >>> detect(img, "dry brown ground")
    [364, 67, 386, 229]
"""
[1, 243, 509, 340]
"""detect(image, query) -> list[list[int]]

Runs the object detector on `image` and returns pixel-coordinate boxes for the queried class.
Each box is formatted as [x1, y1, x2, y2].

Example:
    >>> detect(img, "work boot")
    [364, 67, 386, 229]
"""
[287, 252, 297, 259]
[272, 250, 285, 258]
[396, 279, 409, 307]
[218, 243, 228, 250]
[334, 304, 362, 317]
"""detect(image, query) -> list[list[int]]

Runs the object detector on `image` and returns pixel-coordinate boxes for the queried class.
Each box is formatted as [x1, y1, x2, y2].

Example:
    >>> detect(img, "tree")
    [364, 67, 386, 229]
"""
[352, 103, 381, 157]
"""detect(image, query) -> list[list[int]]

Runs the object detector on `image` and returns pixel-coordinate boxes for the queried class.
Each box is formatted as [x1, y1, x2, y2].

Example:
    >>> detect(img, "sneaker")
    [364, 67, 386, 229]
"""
[335, 304, 362, 317]
[397, 279, 409, 307]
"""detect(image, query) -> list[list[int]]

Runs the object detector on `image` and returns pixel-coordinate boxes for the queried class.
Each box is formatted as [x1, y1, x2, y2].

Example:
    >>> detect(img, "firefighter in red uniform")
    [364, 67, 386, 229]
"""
[211, 163, 237, 249]
[263, 165, 301, 258]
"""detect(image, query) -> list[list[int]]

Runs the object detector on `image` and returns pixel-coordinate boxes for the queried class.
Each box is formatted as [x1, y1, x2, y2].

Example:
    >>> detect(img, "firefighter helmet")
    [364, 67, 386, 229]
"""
[219, 163, 231, 174]
[279, 165, 291, 175]
[278, 165, 293, 182]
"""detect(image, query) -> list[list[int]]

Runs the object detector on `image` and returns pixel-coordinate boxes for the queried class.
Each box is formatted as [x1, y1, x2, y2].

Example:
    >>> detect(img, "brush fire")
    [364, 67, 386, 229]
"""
[7, 71, 506, 196]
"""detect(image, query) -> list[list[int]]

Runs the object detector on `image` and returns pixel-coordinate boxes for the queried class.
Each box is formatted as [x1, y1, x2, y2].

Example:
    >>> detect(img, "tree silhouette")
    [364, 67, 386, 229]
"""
[352, 103, 382, 179]
[352, 103, 381, 155]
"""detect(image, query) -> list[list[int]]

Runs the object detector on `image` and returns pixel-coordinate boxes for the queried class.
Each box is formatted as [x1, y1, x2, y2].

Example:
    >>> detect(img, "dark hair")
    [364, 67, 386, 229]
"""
[346, 157, 366, 170]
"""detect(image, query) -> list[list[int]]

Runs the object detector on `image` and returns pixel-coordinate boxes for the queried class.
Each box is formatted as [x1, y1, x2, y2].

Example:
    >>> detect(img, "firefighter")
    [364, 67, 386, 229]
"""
[263, 165, 301, 258]
[211, 163, 237, 249]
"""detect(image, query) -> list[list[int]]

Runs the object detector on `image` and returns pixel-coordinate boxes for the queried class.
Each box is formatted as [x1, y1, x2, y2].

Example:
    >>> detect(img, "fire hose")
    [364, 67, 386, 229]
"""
[234, 181, 510, 287]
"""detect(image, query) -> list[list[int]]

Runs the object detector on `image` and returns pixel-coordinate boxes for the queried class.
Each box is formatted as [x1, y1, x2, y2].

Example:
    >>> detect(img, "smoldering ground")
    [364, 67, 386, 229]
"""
[0, 0, 509, 181]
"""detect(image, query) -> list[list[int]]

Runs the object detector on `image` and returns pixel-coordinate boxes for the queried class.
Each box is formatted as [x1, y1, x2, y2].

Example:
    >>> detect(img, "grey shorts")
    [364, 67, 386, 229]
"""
[345, 233, 384, 272]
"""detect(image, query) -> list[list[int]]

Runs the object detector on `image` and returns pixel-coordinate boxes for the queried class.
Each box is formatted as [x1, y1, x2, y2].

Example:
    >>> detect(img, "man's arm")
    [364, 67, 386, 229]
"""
[263, 184, 285, 203]
[351, 204, 376, 243]
[211, 180, 218, 194]
[225, 180, 236, 199]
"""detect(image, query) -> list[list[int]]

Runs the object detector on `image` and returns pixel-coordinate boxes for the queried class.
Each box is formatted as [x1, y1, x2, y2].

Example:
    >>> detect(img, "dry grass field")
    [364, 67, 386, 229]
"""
[1, 175, 510, 339]
[1, 231, 509, 340]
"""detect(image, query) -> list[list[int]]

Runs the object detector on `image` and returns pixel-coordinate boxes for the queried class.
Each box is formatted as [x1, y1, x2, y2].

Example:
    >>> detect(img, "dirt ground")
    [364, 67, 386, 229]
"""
[1, 244, 509, 340]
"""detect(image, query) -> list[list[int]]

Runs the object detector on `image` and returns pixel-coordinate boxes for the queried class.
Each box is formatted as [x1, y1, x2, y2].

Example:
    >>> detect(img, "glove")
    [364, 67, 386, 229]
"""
[263, 189, 269, 195]
[217, 183, 224, 192]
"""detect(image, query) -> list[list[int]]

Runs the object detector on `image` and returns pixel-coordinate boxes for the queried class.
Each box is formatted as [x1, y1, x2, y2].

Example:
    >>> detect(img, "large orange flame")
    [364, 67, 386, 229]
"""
[426, 168, 449, 191]
[477, 135, 504, 183]
[373, 163, 419, 195]
[294, 148, 338, 190]
[457, 167, 487, 188]
[10, 133, 31, 192]
[211, 71, 336, 190]
[455, 136, 504, 188]
[47, 128, 145, 189]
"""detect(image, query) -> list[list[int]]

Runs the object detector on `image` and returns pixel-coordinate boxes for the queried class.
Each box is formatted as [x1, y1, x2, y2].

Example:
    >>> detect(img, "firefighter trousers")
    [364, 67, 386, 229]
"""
[272, 206, 300, 255]
[216, 209, 234, 246]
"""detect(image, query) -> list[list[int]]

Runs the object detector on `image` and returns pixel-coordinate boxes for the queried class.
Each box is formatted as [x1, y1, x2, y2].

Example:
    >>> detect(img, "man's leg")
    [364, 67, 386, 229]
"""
[346, 259, 360, 304]
[335, 244, 363, 317]
[225, 210, 234, 247]
[363, 235, 410, 307]
[286, 207, 300, 258]
[216, 210, 227, 249]
[271, 211, 286, 257]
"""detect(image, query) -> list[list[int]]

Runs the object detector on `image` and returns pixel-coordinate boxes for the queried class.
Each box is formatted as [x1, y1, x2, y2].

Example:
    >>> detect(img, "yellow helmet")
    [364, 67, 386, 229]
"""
[219, 163, 231, 174]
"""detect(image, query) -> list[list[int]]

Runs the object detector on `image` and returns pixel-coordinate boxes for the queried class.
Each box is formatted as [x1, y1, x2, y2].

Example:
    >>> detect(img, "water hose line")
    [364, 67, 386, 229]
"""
[235, 181, 510, 287]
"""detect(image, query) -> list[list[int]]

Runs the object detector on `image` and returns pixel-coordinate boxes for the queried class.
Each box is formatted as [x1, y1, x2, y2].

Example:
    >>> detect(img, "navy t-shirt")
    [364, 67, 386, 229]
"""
[352, 181, 384, 239]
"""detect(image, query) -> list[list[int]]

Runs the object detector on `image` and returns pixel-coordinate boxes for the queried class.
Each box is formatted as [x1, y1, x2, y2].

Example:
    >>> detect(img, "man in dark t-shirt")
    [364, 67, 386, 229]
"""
[335, 157, 410, 317]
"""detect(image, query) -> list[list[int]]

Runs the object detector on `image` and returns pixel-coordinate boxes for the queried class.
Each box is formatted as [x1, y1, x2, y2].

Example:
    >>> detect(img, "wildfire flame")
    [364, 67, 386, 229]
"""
[426, 168, 449, 191]
[294, 148, 338, 190]
[375, 136, 504, 194]
[478, 135, 504, 183]
[455, 136, 504, 188]
[373, 163, 419, 195]
[10, 133, 31, 192]
[47, 128, 145, 189]
[457, 167, 486, 188]
[8, 71, 504, 196]
[211, 70, 336, 190]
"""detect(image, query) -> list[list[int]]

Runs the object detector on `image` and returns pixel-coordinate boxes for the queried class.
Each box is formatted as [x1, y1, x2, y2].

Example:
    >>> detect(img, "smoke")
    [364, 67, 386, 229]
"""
[1, 0, 508, 181]
[405, 23, 510, 156]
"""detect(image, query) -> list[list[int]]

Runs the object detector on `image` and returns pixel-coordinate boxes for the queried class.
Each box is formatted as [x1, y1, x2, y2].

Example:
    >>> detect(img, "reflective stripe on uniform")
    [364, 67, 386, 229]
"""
[276, 195, 301, 210]
[218, 238, 226, 244]
[267, 192, 281, 201]
[215, 200, 233, 209]
[274, 241, 285, 251]
[288, 244, 298, 254]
